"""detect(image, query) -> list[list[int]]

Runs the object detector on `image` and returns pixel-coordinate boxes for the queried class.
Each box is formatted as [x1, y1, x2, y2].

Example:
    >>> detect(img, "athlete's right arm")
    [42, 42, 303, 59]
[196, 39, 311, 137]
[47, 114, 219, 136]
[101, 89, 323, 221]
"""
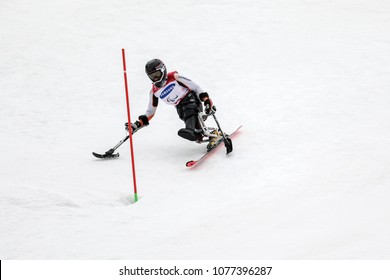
[143, 90, 159, 122]
[125, 90, 158, 134]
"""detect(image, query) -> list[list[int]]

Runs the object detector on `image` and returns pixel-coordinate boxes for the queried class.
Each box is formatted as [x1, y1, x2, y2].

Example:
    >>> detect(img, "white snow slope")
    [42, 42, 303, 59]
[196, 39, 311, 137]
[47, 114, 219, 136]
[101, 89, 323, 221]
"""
[1, 0, 390, 260]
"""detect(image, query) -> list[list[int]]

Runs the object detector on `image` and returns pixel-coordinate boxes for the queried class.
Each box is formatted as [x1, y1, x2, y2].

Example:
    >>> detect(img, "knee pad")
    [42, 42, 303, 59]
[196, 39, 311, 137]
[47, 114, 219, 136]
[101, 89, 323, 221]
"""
[177, 101, 199, 121]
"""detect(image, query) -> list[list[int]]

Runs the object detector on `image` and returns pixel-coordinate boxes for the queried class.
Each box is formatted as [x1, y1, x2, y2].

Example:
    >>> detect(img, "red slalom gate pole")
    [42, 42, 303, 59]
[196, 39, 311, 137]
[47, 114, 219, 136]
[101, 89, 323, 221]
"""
[121, 48, 138, 202]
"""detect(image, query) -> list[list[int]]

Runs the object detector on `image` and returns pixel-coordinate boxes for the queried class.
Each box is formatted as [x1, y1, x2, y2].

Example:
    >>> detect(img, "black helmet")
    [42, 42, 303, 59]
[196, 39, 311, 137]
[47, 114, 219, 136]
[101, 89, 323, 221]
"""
[145, 59, 167, 88]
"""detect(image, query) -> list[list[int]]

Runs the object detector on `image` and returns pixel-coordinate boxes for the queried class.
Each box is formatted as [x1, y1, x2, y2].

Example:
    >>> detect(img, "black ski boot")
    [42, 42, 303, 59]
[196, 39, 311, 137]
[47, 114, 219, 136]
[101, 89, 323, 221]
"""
[178, 128, 198, 141]
[178, 114, 202, 141]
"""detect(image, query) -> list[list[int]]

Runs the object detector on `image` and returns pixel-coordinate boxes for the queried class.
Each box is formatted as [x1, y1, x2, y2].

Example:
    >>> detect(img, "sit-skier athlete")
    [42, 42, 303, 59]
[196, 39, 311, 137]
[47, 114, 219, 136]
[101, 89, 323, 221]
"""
[126, 59, 221, 150]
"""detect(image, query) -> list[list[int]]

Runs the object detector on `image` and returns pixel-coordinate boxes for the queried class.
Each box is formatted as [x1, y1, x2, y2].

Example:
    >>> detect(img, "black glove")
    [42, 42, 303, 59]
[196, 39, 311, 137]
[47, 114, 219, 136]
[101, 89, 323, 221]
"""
[125, 115, 149, 134]
[204, 98, 216, 115]
[125, 121, 142, 134]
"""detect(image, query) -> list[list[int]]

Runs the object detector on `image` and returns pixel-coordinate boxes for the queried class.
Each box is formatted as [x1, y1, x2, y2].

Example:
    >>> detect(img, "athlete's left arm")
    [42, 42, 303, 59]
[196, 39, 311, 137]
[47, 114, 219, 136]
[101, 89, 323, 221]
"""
[174, 73, 215, 114]
[174, 73, 206, 96]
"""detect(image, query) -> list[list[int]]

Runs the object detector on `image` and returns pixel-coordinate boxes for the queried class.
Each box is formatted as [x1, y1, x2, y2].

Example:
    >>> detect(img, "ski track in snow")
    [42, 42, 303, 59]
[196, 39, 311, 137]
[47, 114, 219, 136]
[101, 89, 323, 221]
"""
[1, 0, 390, 259]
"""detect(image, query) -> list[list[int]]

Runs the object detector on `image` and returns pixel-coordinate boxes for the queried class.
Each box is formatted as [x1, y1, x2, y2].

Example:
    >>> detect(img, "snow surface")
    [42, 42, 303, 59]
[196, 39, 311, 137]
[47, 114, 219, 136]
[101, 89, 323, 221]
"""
[1, 0, 390, 259]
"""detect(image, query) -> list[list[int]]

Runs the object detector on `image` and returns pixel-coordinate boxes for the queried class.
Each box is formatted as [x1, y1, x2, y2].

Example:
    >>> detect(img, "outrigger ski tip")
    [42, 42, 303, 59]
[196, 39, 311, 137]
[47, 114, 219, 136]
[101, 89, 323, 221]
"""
[92, 151, 120, 159]
[224, 137, 233, 154]
[92, 135, 129, 159]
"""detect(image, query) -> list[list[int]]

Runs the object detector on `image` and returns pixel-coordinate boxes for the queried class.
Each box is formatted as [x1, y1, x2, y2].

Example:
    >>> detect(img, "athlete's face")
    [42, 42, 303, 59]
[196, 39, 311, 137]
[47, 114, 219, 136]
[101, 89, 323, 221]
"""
[148, 70, 163, 82]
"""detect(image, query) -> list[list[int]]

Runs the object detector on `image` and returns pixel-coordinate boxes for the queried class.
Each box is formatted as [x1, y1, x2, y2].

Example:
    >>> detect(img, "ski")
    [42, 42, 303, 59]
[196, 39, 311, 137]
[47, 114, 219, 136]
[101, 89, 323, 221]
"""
[186, 125, 242, 168]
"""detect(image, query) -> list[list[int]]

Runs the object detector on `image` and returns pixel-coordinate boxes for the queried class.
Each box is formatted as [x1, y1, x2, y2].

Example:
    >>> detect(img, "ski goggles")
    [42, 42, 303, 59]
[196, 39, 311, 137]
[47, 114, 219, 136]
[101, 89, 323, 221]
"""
[147, 66, 165, 82]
